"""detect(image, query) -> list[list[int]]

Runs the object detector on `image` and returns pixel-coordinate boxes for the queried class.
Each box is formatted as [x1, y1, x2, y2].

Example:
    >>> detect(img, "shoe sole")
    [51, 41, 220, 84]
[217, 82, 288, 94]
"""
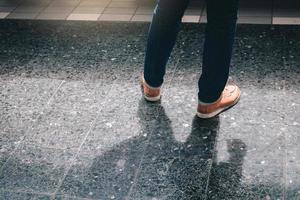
[144, 94, 161, 102]
[196, 93, 241, 119]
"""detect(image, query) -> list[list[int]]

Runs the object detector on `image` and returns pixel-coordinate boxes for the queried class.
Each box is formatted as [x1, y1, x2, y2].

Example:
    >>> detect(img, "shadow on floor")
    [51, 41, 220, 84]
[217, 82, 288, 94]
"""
[78, 99, 247, 199]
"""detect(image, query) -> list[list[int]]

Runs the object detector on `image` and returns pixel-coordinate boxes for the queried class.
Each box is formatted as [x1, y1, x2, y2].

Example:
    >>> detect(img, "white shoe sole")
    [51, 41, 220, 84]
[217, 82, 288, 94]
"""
[196, 94, 241, 119]
[144, 94, 161, 102]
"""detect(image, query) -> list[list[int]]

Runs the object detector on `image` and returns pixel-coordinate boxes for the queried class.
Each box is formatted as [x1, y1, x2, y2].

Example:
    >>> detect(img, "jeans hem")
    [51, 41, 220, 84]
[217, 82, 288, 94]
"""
[198, 94, 222, 105]
[143, 74, 162, 89]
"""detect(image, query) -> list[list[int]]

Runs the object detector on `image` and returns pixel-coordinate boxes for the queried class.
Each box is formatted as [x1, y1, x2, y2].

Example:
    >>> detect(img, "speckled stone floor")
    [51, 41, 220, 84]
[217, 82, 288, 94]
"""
[0, 20, 299, 200]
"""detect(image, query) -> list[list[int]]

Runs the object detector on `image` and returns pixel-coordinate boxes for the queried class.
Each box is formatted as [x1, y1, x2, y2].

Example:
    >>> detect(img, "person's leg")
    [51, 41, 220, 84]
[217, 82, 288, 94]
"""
[143, 0, 190, 88]
[198, 0, 239, 103]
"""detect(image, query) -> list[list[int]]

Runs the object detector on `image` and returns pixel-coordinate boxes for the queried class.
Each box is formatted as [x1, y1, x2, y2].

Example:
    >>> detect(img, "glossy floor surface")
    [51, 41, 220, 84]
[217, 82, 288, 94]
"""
[0, 20, 299, 200]
[0, 0, 300, 24]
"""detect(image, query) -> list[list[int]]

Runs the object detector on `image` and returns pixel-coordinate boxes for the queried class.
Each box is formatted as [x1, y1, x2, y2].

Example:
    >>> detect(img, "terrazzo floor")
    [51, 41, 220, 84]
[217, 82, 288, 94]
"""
[0, 20, 299, 199]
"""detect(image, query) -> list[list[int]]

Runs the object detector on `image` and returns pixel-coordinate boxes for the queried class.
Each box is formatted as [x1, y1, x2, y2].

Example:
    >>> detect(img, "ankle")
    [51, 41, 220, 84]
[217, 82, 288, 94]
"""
[198, 95, 222, 106]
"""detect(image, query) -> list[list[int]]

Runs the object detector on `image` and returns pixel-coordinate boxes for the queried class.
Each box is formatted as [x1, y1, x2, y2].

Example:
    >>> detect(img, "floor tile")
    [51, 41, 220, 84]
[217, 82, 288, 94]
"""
[273, 0, 300, 18]
[182, 15, 200, 23]
[37, 13, 69, 20]
[79, 0, 110, 7]
[42, 7, 75, 14]
[0, 145, 74, 193]
[207, 135, 285, 199]
[128, 111, 217, 199]
[0, 6, 16, 12]
[56, 102, 153, 199]
[200, 15, 207, 23]
[238, 1, 272, 17]
[273, 17, 300, 25]
[238, 16, 272, 24]
[0, 0, 22, 7]
[0, 11, 9, 18]
[0, 77, 62, 167]
[135, 6, 154, 15]
[103, 7, 136, 15]
[99, 14, 133, 21]
[71, 6, 104, 14]
[57, 136, 147, 199]
[67, 13, 100, 21]
[13, 6, 47, 13]
[0, 20, 299, 200]
[184, 8, 202, 16]
[6, 12, 38, 19]
[46, 0, 80, 7]
[22, 107, 97, 150]
[22, 80, 107, 150]
[108, 1, 138, 8]
[13, 0, 50, 13]
[131, 14, 152, 22]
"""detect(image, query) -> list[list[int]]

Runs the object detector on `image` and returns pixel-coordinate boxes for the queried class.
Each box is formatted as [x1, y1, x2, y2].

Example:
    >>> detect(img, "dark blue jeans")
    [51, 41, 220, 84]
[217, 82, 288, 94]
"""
[144, 0, 239, 103]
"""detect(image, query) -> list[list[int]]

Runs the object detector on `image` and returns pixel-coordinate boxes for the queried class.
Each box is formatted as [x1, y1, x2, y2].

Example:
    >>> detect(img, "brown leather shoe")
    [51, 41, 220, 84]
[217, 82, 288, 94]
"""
[197, 84, 241, 118]
[140, 75, 161, 102]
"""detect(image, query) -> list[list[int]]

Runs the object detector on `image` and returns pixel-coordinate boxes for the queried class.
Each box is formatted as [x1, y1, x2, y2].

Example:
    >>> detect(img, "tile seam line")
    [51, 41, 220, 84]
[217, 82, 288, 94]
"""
[124, 57, 181, 199]
[36, 0, 81, 20]
[198, 1, 205, 23]
[96, 0, 114, 20]
[271, 0, 274, 25]
[0, 79, 65, 174]
[32, 0, 54, 20]
[129, 4, 139, 22]
[4, 0, 23, 16]
[52, 27, 146, 199]
[64, 0, 82, 21]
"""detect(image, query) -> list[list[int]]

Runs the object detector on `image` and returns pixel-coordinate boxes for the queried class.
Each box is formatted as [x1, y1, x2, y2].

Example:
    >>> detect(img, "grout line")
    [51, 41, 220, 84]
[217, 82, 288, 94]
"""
[129, 4, 139, 22]
[198, 0, 205, 24]
[65, 0, 83, 20]
[34, 0, 55, 20]
[271, 0, 275, 25]
[97, 0, 114, 20]
[199, 0, 206, 23]
[5, 0, 24, 16]
[46, 80, 65, 105]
